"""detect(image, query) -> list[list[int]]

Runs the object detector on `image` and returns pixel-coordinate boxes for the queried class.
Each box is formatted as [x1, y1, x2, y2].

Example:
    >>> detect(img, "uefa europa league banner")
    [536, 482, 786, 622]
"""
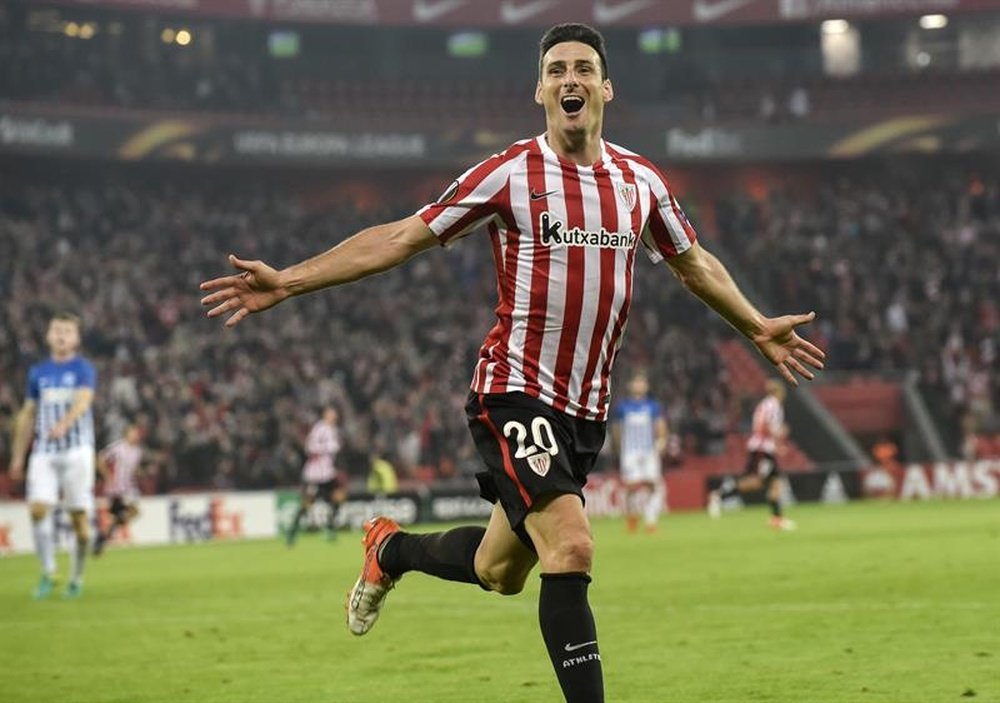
[5, 106, 1000, 165]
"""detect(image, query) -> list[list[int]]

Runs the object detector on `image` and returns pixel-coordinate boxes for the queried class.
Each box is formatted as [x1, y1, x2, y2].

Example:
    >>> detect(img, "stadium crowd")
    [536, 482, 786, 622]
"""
[3, 157, 998, 497]
[715, 164, 1000, 456]
[0, 171, 730, 494]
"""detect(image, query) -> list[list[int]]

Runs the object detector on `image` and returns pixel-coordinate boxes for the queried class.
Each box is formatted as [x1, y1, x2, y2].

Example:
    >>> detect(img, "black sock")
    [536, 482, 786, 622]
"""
[287, 507, 307, 539]
[769, 499, 781, 517]
[538, 573, 604, 703]
[378, 526, 486, 586]
[718, 486, 739, 500]
[327, 502, 339, 531]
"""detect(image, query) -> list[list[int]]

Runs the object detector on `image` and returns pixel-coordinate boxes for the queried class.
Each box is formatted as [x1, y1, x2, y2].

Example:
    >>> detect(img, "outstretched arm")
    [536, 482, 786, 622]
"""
[200, 215, 438, 328]
[665, 241, 825, 386]
[9, 401, 36, 480]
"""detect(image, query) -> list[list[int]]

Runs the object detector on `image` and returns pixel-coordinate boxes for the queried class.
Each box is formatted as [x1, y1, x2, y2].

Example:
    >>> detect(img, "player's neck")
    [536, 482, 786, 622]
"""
[50, 350, 76, 363]
[545, 126, 603, 166]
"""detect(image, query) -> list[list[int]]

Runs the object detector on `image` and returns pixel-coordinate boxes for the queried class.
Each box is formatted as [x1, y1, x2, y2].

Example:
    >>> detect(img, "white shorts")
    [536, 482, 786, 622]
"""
[620, 452, 661, 485]
[27, 446, 96, 512]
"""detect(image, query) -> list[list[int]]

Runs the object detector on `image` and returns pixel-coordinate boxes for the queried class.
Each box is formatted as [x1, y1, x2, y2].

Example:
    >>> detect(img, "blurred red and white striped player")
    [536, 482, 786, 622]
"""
[748, 384, 784, 456]
[708, 380, 795, 529]
[302, 408, 341, 485]
[94, 424, 144, 555]
[286, 407, 345, 546]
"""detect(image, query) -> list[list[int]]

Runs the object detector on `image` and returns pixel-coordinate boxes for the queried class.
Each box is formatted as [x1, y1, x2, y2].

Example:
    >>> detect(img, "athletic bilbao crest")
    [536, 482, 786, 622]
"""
[527, 452, 551, 477]
[617, 183, 637, 212]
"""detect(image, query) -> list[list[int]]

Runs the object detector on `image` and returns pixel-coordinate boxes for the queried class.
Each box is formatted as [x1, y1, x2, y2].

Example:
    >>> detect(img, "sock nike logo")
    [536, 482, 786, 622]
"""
[563, 640, 597, 652]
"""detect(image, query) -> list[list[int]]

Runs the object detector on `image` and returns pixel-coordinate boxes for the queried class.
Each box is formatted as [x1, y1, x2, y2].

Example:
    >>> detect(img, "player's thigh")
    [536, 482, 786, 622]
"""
[26, 453, 58, 509]
[523, 493, 594, 574]
[622, 453, 658, 486]
[474, 503, 538, 594]
[60, 447, 96, 513]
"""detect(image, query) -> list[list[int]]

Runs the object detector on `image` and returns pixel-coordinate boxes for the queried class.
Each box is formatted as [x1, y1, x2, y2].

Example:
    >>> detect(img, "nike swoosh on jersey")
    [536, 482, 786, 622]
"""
[564, 640, 598, 652]
[593, 0, 654, 24]
[692, 0, 757, 23]
[413, 0, 466, 22]
[530, 189, 558, 200]
[500, 0, 560, 24]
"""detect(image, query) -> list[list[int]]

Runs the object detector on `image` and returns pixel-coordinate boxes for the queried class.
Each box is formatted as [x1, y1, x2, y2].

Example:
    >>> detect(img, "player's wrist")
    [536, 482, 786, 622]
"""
[276, 269, 301, 299]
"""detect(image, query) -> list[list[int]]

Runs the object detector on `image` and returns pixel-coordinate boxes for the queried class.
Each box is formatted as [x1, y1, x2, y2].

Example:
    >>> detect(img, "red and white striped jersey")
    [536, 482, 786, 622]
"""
[747, 394, 784, 454]
[302, 420, 340, 483]
[417, 135, 696, 421]
[100, 439, 142, 498]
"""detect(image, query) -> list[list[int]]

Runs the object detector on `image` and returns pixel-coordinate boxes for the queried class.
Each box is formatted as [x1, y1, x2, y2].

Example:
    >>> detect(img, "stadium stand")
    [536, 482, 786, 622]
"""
[4, 7, 998, 128]
[714, 164, 1000, 458]
[0, 168, 744, 495]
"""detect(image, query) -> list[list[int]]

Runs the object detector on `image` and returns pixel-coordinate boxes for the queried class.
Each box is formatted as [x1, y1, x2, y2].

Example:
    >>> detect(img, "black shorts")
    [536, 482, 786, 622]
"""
[744, 451, 780, 485]
[109, 495, 134, 518]
[466, 391, 606, 549]
[304, 477, 344, 501]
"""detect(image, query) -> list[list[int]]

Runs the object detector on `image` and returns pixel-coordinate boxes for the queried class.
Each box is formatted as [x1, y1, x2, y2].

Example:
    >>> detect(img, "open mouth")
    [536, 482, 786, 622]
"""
[560, 95, 586, 116]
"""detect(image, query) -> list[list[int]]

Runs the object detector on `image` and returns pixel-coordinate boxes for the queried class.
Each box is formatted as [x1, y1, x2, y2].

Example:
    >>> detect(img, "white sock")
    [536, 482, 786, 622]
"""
[32, 513, 56, 576]
[644, 483, 664, 527]
[627, 490, 643, 519]
[70, 533, 88, 585]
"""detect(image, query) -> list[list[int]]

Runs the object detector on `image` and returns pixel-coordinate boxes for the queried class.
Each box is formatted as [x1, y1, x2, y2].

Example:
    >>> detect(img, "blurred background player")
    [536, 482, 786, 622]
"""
[611, 372, 669, 533]
[708, 380, 795, 530]
[93, 423, 144, 556]
[285, 406, 345, 546]
[367, 443, 399, 496]
[8, 313, 97, 599]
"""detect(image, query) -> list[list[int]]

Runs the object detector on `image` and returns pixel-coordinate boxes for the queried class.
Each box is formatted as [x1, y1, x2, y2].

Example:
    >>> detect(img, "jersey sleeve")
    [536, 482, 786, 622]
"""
[27, 366, 40, 401]
[638, 163, 697, 263]
[78, 359, 97, 389]
[611, 402, 625, 423]
[416, 147, 520, 247]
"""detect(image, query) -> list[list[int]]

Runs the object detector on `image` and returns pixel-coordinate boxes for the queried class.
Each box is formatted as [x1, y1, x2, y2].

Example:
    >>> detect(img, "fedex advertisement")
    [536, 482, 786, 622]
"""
[0, 491, 277, 555]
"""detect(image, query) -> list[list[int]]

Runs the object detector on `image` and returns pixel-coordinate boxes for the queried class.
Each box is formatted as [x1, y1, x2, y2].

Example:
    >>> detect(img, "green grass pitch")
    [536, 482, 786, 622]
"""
[1, 500, 998, 703]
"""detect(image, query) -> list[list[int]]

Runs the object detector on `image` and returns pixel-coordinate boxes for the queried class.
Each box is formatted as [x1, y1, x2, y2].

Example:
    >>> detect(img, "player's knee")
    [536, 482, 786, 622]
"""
[29, 504, 49, 522]
[547, 533, 594, 573]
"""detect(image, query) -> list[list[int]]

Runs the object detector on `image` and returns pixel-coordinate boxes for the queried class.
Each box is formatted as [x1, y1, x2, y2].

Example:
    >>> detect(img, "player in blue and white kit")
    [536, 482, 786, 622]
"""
[611, 372, 669, 533]
[9, 313, 97, 599]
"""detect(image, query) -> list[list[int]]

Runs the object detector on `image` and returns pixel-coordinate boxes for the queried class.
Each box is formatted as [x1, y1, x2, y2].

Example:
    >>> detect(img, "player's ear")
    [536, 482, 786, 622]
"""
[535, 81, 543, 106]
[603, 78, 614, 103]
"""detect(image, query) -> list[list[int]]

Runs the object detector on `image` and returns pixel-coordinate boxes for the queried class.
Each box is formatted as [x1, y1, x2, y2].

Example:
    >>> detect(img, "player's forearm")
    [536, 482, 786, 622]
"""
[11, 407, 35, 463]
[656, 421, 669, 452]
[61, 393, 94, 428]
[673, 248, 766, 340]
[279, 219, 433, 297]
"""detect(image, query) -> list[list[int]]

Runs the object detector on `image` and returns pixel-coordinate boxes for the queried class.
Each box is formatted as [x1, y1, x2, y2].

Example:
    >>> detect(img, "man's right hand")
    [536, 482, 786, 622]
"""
[200, 254, 290, 328]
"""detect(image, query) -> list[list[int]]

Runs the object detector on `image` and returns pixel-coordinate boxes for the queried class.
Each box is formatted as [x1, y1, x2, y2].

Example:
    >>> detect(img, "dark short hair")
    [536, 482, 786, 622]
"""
[539, 23, 609, 80]
[50, 311, 81, 328]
